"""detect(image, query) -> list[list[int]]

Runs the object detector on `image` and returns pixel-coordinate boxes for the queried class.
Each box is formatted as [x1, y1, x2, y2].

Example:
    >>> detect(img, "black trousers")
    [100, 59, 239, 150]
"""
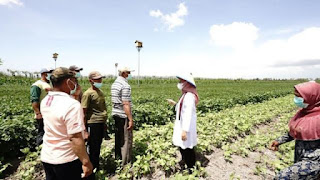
[36, 118, 44, 146]
[180, 147, 196, 169]
[86, 123, 104, 180]
[42, 159, 82, 180]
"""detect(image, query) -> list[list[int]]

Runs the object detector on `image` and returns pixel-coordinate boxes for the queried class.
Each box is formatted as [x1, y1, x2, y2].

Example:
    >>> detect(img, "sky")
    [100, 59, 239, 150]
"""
[1, 0, 320, 79]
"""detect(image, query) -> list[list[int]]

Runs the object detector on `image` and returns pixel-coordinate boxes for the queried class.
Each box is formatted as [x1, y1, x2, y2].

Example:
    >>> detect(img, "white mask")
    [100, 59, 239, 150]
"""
[177, 83, 184, 90]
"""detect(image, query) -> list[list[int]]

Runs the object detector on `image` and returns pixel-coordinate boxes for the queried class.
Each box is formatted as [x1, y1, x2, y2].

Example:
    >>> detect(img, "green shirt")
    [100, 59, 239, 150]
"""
[30, 80, 52, 103]
[81, 87, 107, 124]
[30, 85, 41, 103]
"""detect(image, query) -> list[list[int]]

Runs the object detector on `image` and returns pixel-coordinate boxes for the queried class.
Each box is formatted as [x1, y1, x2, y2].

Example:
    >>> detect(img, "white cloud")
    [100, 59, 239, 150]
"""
[255, 27, 320, 68]
[140, 24, 320, 78]
[0, 0, 23, 6]
[195, 23, 320, 78]
[150, 9, 163, 17]
[150, 3, 188, 31]
[274, 28, 295, 35]
[210, 22, 259, 50]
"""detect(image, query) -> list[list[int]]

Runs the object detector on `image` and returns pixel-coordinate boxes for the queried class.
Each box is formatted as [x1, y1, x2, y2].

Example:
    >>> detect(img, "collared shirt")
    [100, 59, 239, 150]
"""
[81, 87, 107, 124]
[111, 76, 132, 118]
[40, 91, 85, 165]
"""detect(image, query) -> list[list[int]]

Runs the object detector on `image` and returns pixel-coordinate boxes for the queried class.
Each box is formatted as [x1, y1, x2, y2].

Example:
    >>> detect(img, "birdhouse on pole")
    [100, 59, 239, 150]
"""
[135, 40, 143, 50]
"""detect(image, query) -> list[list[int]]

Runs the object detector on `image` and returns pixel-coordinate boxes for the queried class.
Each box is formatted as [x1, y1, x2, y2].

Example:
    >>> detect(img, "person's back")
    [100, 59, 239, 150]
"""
[41, 91, 84, 164]
[40, 67, 93, 180]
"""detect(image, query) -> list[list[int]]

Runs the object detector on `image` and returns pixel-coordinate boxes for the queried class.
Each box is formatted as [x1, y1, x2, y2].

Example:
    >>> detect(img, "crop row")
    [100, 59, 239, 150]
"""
[0, 77, 302, 178]
[222, 111, 295, 161]
[114, 95, 296, 179]
[222, 111, 296, 177]
[13, 95, 295, 179]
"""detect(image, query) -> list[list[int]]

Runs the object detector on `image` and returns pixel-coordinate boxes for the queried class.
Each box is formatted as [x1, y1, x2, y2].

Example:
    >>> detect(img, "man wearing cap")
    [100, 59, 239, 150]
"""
[111, 67, 134, 166]
[40, 67, 93, 179]
[69, 65, 83, 102]
[30, 68, 53, 146]
[81, 71, 107, 179]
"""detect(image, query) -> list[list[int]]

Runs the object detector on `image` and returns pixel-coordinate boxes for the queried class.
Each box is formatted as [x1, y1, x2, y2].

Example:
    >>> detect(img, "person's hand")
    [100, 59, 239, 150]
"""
[81, 161, 93, 178]
[181, 131, 187, 141]
[127, 120, 134, 130]
[36, 113, 42, 120]
[166, 99, 176, 106]
[83, 131, 89, 141]
[270, 141, 280, 151]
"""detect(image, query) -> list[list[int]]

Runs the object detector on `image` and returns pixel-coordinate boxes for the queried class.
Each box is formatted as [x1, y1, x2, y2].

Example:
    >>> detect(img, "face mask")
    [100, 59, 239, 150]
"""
[93, 82, 103, 89]
[177, 83, 184, 90]
[46, 74, 51, 81]
[127, 74, 132, 80]
[67, 79, 77, 95]
[294, 96, 309, 108]
[75, 72, 81, 78]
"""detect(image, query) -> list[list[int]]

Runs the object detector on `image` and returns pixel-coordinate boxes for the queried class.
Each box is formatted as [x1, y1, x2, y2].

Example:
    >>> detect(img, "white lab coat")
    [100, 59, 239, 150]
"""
[172, 92, 197, 149]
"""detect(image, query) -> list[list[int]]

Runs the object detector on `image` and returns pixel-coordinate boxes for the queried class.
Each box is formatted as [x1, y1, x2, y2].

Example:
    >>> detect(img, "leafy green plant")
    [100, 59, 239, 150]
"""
[1, 76, 304, 179]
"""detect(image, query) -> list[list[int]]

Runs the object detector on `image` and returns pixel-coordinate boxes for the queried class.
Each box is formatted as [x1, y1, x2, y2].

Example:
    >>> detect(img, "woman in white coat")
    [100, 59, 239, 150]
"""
[168, 73, 199, 173]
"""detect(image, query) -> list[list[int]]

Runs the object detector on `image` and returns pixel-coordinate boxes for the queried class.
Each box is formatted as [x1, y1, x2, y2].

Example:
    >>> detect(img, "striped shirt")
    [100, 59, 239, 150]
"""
[111, 76, 132, 118]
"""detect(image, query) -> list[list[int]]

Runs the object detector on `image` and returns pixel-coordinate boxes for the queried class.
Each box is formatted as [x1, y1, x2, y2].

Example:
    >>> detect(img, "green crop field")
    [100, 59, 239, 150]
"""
[0, 74, 306, 179]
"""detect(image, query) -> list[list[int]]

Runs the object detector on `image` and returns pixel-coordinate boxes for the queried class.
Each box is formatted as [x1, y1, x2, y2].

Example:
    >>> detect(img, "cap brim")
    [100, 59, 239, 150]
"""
[76, 67, 83, 71]
[119, 69, 135, 72]
[91, 75, 106, 79]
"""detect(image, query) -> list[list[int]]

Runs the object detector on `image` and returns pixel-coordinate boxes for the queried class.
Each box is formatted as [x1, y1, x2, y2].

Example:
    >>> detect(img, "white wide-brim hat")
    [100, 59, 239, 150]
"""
[176, 73, 196, 87]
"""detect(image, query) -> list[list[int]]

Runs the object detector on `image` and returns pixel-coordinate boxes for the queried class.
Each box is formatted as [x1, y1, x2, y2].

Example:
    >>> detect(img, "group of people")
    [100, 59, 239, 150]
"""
[30, 65, 320, 180]
[31, 66, 199, 179]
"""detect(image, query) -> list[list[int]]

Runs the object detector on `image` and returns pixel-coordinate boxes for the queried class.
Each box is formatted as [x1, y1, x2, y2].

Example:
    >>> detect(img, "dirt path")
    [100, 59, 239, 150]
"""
[139, 115, 287, 180]
[199, 114, 292, 180]
[200, 147, 276, 180]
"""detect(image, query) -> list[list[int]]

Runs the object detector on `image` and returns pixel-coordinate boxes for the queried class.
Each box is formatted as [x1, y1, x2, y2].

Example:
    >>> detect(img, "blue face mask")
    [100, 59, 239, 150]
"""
[67, 79, 77, 95]
[127, 74, 132, 80]
[93, 82, 103, 89]
[46, 74, 51, 81]
[75, 72, 81, 78]
[294, 96, 309, 108]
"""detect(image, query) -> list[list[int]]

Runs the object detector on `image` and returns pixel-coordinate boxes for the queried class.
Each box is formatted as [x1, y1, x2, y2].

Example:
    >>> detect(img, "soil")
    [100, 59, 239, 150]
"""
[200, 148, 276, 180]
[3, 116, 286, 180]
